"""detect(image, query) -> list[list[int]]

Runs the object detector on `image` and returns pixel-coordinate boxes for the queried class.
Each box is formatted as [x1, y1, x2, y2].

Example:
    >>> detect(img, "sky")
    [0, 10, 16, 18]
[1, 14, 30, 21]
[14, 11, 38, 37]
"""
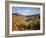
[12, 7, 40, 15]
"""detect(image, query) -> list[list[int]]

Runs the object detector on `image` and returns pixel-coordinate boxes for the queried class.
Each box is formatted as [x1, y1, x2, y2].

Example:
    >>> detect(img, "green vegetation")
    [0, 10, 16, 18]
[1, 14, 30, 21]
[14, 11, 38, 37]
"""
[12, 15, 40, 31]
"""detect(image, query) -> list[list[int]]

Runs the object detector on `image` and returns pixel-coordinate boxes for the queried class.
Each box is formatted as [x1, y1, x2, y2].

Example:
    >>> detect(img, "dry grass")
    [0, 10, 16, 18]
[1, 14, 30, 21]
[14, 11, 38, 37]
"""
[12, 15, 40, 31]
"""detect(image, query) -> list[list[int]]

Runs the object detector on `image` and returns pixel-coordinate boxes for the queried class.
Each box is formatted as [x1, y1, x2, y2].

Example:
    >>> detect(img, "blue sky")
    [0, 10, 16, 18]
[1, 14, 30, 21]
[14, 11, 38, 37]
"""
[12, 7, 40, 15]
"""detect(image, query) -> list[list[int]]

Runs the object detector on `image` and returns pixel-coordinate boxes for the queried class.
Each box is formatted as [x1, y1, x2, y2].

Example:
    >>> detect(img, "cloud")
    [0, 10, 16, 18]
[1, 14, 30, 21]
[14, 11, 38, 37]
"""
[12, 8, 40, 15]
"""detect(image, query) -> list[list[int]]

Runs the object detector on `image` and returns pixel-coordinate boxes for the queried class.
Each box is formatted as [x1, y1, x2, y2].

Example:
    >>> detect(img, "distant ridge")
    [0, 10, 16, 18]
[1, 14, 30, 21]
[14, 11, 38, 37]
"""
[12, 13, 40, 17]
[26, 14, 40, 17]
